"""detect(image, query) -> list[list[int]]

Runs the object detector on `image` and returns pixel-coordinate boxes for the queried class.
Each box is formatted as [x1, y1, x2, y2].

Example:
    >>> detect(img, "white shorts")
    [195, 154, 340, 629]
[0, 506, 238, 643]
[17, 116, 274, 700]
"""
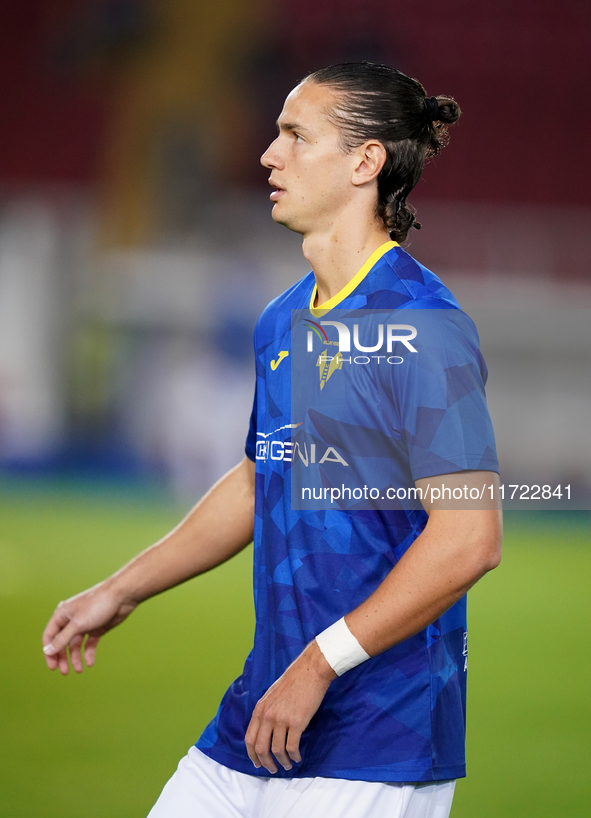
[148, 747, 456, 818]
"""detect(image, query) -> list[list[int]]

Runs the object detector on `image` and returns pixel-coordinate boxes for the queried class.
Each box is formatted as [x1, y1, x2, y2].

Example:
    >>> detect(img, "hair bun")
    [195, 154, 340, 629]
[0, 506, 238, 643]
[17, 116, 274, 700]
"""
[434, 96, 461, 125]
[424, 96, 440, 122]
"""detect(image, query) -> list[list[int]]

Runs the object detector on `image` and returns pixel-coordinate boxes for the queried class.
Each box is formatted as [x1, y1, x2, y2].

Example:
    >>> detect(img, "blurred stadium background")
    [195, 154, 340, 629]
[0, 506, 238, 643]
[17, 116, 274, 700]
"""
[0, 1, 590, 816]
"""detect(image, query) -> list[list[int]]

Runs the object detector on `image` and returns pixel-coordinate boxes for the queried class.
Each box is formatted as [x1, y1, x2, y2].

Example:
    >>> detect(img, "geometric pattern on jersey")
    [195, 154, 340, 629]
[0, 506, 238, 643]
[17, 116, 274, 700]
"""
[196, 241, 499, 782]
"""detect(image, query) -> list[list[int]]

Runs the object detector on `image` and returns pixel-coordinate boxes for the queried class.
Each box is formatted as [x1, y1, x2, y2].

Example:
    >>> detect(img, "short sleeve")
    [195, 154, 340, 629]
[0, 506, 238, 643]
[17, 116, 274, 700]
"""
[389, 307, 499, 480]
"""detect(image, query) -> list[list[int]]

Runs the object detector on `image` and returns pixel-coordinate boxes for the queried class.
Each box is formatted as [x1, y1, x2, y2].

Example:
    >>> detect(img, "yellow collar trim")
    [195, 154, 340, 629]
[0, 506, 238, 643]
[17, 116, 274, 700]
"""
[309, 241, 398, 317]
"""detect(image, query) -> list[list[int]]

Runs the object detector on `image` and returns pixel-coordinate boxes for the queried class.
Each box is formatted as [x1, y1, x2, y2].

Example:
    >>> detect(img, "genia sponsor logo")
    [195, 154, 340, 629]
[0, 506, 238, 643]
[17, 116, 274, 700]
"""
[256, 425, 349, 466]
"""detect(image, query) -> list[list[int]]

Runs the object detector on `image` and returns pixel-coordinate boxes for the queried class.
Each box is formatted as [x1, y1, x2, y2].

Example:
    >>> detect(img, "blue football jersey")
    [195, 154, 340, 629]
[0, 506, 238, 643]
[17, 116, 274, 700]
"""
[196, 241, 499, 782]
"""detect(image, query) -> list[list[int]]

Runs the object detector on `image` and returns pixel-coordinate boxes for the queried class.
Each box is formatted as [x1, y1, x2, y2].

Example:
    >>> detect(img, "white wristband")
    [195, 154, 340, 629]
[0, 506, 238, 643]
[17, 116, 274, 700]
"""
[315, 617, 371, 676]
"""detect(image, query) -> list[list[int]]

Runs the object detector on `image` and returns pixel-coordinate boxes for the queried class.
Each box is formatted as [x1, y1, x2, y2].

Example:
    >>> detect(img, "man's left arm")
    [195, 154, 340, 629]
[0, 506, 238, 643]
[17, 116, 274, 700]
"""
[245, 470, 502, 774]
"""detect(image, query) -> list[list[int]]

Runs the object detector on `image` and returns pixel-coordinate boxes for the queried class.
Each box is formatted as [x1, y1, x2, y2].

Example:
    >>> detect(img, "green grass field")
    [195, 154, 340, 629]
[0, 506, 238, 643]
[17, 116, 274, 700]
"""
[1, 479, 589, 817]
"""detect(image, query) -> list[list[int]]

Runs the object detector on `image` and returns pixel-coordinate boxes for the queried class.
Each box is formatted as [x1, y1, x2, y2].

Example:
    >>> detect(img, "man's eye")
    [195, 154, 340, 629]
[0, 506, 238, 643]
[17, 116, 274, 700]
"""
[294, 133, 304, 142]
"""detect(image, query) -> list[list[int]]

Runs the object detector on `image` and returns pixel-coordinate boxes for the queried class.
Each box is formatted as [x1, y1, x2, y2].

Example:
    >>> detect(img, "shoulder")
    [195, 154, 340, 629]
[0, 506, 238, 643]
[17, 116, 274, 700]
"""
[364, 244, 462, 310]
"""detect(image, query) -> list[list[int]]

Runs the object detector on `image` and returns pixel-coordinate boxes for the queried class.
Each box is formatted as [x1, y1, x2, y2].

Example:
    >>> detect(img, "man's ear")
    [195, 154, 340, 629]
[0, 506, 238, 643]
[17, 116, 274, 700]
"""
[351, 141, 387, 187]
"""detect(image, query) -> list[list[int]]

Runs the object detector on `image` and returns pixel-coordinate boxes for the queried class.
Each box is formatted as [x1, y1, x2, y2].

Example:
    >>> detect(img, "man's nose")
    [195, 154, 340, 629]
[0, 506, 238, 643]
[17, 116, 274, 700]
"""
[260, 138, 284, 170]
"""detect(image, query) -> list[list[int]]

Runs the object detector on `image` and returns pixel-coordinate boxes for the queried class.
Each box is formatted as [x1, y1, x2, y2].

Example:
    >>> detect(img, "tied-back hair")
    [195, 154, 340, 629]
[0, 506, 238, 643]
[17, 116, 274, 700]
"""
[305, 62, 461, 242]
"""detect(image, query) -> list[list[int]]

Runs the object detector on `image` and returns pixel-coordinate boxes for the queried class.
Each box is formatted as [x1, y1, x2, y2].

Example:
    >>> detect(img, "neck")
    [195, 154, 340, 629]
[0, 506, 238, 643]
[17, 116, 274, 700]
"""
[302, 221, 391, 307]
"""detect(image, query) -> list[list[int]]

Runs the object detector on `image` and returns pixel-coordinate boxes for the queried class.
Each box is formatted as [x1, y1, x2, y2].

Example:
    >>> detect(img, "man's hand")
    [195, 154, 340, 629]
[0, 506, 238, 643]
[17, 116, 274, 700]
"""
[245, 640, 336, 774]
[42, 584, 137, 675]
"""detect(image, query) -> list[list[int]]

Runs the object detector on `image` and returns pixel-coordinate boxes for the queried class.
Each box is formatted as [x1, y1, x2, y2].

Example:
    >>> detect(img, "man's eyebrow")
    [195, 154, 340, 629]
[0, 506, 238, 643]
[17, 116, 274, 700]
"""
[275, 120, 310, 133]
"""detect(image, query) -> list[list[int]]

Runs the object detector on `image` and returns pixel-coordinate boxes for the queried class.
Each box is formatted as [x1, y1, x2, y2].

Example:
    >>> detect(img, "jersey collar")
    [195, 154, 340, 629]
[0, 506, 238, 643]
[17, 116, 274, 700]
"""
[309, 241, 398, 317]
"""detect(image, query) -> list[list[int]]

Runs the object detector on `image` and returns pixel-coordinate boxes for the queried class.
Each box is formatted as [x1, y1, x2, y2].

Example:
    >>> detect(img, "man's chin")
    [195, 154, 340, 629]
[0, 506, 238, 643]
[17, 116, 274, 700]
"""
[271, 205, 302, 234]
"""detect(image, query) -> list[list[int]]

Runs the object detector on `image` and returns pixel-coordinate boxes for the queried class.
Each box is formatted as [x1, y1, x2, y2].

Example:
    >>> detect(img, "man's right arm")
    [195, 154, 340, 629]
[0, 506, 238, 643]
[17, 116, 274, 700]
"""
[42, 456, 256, 675]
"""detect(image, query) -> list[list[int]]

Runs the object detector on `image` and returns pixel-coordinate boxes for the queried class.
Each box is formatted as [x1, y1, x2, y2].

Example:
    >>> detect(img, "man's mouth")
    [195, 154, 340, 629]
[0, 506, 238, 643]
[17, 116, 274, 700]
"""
[269, 179, 286, 202]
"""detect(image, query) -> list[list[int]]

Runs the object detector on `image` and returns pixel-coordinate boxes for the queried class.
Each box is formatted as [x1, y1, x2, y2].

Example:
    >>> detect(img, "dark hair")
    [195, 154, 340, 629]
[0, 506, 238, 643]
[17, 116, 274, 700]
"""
[305, 62, 461, 242]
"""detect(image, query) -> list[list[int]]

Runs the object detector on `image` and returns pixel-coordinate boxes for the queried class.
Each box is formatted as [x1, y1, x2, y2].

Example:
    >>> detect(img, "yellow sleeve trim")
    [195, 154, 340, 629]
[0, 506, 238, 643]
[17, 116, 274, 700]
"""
[309, 241, 398, 317]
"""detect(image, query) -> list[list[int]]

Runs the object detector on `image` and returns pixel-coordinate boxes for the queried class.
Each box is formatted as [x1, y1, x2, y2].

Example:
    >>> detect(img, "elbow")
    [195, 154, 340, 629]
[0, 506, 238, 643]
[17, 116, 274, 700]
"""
[480, 507, 503, 573]
[478, 524, 503, 574]
[484, 540, 502, 572]
[466, 538, 501, 583]
[467, 513, 503, 577]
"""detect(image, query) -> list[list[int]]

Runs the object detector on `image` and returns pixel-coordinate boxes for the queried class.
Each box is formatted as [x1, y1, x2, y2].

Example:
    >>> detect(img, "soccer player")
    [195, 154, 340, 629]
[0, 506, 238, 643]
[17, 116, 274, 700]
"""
[42, 62, 502, 818]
